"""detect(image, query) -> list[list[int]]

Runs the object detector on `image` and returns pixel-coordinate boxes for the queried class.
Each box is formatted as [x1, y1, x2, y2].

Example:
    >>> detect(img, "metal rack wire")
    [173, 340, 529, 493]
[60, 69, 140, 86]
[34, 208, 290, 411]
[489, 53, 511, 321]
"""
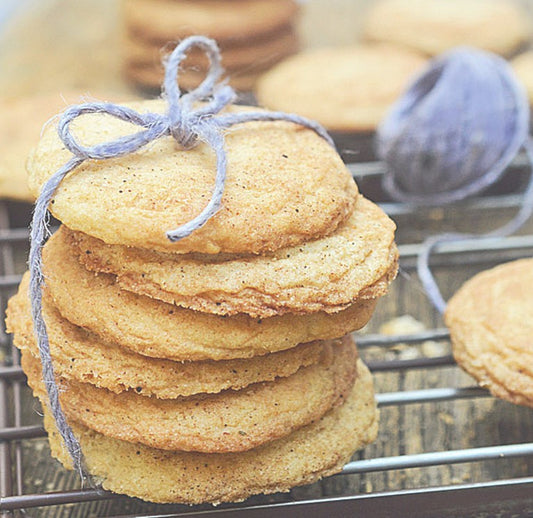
[1, 162, 533, 517]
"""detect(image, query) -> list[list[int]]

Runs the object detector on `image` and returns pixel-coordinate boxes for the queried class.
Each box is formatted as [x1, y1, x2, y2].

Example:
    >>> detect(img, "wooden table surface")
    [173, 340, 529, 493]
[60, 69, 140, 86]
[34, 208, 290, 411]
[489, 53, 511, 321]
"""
[0, 1, 532, 517]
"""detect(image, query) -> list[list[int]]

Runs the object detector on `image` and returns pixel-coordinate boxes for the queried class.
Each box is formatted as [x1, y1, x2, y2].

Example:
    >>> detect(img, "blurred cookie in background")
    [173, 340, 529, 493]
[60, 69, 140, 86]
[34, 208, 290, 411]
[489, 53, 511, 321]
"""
[0, 90, 130, 202]
[255, 44, 426, 163]
[362, 0, 531, 58]
[512, 50, 533, 108]
[121, 0, 300, 92]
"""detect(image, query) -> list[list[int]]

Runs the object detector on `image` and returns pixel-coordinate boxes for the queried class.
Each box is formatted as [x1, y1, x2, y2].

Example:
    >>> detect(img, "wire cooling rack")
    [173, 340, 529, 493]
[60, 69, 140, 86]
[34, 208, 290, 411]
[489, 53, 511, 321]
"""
[1, 160, 533, 518]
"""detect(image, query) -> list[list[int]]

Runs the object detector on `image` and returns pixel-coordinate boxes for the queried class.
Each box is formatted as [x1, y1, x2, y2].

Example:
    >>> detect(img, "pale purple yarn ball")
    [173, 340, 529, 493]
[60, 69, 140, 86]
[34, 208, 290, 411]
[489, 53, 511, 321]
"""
[377, 47, 529, 205]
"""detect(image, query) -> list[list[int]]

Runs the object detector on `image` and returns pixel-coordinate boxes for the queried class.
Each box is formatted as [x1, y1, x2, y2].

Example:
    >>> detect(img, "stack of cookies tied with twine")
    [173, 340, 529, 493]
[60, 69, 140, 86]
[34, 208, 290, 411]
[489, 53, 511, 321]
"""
[121, 0, 300, 92]
[6, 37, 398, 505]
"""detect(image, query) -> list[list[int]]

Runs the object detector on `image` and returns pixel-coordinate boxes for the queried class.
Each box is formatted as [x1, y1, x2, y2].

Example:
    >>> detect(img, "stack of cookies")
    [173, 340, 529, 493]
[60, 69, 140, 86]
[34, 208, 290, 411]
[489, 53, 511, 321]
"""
[121, 0, 300, 92]
[6, 99, 398, 504]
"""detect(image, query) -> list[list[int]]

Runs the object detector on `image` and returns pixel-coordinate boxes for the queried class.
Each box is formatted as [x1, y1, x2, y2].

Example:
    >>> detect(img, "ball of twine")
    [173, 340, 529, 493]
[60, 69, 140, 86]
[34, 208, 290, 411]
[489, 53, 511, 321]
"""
[377, 47, 533, 313]
[378, 47, 529, 205]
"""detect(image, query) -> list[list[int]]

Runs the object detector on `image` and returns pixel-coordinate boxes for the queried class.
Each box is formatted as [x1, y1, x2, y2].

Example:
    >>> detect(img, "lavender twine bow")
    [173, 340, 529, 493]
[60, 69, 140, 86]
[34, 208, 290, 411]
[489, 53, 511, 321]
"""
[29, 35, 333, 476]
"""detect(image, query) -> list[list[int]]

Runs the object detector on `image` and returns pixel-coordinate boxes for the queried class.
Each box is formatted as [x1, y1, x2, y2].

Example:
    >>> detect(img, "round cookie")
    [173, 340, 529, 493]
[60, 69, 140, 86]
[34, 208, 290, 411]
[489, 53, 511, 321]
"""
[27, 99, 356, 254]
[256, 44, 426, 133]
[6, 275, 325, 398]
[445, 259, 533, 407]
[0, 91, 128, 202]
[22, 336, 356, 453]
[35, 360, 378, 504]
[122, 0, 299, 45]
[42, 229, 378, 361]
[123, 26, 299, 73]
[69, 196, 398, 317]
[362, 0, 530, 58]
[512, 51, 533, 107]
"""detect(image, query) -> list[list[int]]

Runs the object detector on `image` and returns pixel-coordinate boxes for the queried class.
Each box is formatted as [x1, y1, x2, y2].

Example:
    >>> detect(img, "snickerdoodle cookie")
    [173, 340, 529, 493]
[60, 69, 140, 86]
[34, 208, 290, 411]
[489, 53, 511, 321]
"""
[22, 336, 356, 453]
[0, 91, 127, 202]
[27, 100, 356, 254]
[512, 51, 533, 107]
[6, 275, 326, 398]
[256, 44, 426, 133]
[362, 0, 530, 57]
[42, 228, 378, 361]
[68, 195, 398, 317]
[445, 258, 533, 407]
[32, 358, 378, 504]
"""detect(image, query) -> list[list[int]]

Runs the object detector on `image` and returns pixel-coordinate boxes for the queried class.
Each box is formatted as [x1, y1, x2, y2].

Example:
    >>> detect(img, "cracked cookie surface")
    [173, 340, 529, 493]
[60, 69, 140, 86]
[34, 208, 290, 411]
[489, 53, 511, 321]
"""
[68, 196, 398, 318]
[445, 258, 533, 407]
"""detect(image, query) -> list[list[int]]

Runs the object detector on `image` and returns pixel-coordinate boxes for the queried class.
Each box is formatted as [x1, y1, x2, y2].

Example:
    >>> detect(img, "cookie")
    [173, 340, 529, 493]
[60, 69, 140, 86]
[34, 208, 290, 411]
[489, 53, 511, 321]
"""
[512, 51, 533, 106]
[362, 0, 530, 58]
[122, 0, 299, 45]
[27, 100, 357, 254]
[6, 275, 326, 398]
[69, 195, 398, 317]
[36, 359, 378, 504]
[445, 259, 533, 407]
[123, 26, 299, 73]
[22, 336, 356, 453]
[256, 44, 425, 133]
[42, 228, 377, 361]
[0, 91, 127, 202]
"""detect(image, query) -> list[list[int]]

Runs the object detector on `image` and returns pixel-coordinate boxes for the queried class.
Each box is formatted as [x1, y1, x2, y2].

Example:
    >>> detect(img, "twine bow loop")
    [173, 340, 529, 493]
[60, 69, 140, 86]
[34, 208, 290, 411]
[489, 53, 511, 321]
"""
[58, 36, 237, 160]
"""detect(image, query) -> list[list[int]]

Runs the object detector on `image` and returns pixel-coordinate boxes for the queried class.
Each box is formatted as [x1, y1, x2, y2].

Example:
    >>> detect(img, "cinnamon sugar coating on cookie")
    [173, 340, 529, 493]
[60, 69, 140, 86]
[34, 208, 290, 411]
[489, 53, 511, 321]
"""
[27, 100, 356, 254]
[68, 196, 398, 318]
[21, 337, 356, 453]
[42, 229, 377, 361]
[6, 275, 326, 398]
[32, 359, 378, 504]
[445, 258, 533, 407]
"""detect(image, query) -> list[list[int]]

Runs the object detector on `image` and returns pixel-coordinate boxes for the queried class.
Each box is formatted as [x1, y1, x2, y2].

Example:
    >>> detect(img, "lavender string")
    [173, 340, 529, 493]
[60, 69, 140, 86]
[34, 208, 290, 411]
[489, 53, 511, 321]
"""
[417, 137, 533, 314]
[29, 35, 333, 475]
[377, 47, 533, 313]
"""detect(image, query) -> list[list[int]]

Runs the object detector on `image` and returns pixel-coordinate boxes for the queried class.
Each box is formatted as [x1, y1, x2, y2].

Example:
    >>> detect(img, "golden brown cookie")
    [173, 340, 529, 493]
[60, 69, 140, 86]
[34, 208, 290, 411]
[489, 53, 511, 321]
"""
[0, 91, 129, 202]
[42, 229, 377, 361]
[27, 99, 356, 254]
[36, 359, 378, 504]
[256, 44, 426, 133]
[69, 195, 398, 317]
[6, 275, 326, 398]
[445, 259, 533, 407]
[122, 0, 299, 45]
[22, 336, 356, 453]
[123, 26, 299, 73]
[512, 51, 533, 107]
[362, 0, 530, 58]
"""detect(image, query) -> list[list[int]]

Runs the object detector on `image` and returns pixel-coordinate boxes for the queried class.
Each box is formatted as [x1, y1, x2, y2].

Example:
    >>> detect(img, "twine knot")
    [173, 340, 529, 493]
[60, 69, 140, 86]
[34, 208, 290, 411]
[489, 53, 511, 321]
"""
[29, 35, 333, 476]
